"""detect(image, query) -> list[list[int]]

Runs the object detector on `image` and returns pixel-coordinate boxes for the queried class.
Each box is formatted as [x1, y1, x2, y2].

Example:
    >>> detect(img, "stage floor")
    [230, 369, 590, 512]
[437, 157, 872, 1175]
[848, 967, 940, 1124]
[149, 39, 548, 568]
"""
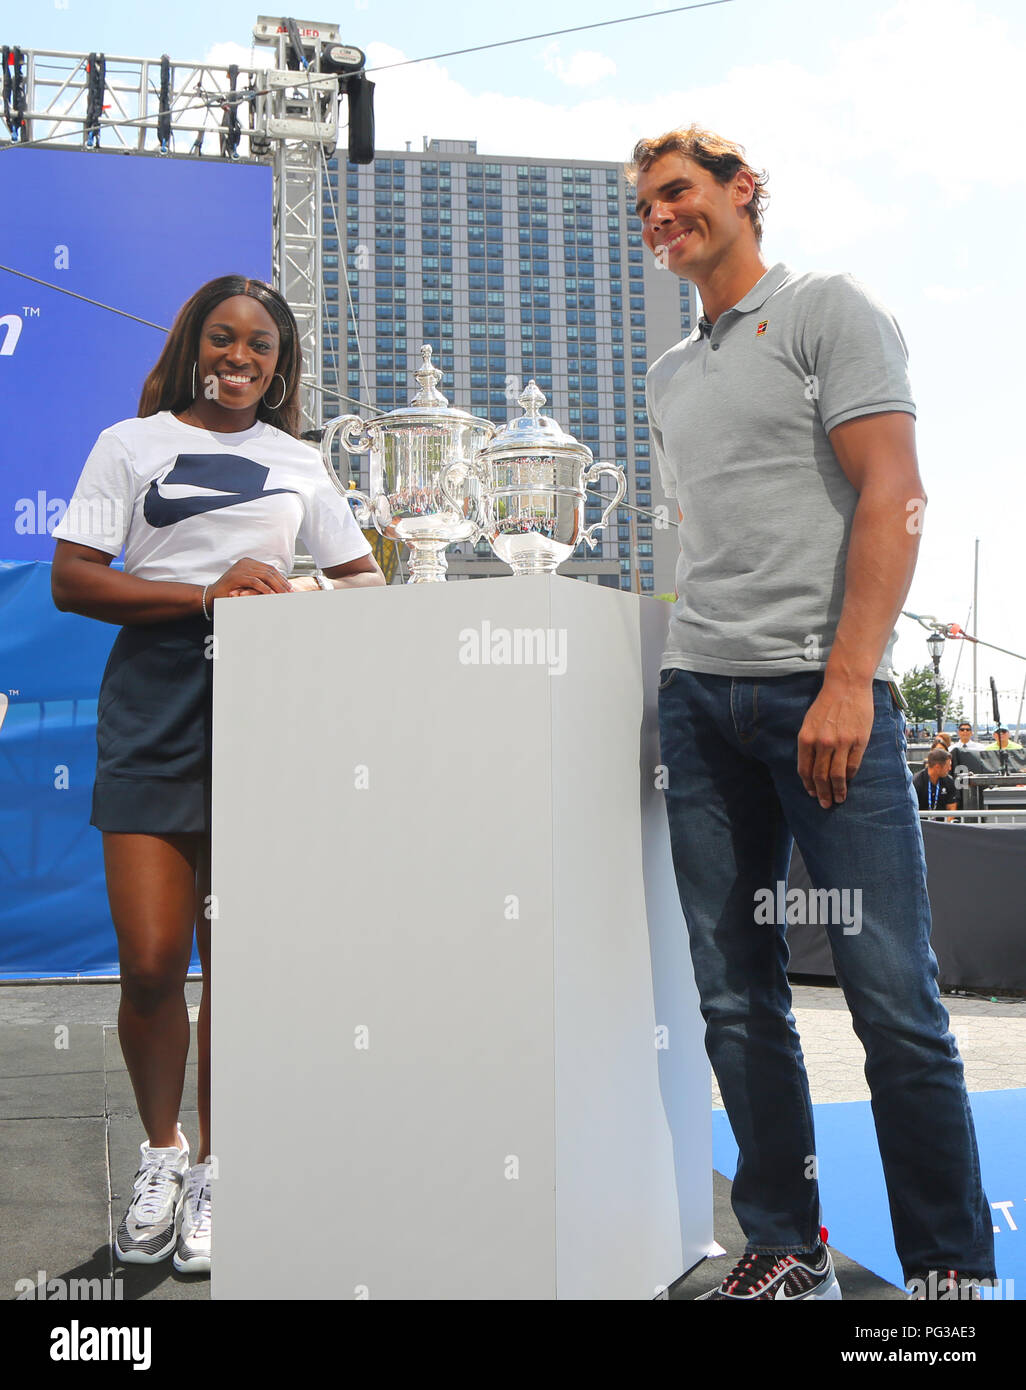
[2, 981, 1022, 1301]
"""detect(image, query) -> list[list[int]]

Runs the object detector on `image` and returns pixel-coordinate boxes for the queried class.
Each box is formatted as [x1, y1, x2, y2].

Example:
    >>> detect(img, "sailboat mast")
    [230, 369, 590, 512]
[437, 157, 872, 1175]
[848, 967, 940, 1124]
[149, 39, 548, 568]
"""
[972, 537, 979, 731]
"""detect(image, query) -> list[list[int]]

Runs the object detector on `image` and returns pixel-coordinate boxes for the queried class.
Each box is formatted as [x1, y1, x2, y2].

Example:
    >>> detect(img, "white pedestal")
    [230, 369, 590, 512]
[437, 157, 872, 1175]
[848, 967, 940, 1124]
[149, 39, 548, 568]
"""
[210, 575, 711, 1299]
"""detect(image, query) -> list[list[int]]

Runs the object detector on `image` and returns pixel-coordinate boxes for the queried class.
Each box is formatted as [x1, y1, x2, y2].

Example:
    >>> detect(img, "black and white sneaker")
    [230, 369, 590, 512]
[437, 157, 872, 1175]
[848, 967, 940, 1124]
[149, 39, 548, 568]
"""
[114, 1128, 189, 1265]
[697, 1239, 841, 1301]
[173, 1160, 212, 1275]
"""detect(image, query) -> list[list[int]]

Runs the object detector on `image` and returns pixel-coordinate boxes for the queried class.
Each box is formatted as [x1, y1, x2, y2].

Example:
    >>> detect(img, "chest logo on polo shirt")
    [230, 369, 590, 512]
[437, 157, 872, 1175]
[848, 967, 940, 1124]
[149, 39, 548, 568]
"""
[143, 453, 300, 528]
[756, 319, 769, 335]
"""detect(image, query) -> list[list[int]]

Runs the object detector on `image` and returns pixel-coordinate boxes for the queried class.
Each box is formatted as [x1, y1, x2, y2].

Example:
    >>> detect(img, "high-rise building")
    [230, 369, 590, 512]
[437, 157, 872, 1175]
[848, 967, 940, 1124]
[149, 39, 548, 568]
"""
[321, 139, 695, 594]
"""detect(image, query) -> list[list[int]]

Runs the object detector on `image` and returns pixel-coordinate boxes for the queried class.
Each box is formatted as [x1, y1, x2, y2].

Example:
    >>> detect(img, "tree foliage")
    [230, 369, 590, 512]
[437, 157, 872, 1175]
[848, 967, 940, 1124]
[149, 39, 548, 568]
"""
[899, 664, 951, 725]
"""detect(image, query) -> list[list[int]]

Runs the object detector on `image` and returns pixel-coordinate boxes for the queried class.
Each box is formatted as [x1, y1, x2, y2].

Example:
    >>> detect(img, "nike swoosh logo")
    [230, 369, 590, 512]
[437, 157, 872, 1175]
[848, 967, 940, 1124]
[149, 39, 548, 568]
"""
[0, 692, 8, 734]
[142, 452, 300, 529]
[144, 481, 299, 527]
[775, 1270, 828, 1299]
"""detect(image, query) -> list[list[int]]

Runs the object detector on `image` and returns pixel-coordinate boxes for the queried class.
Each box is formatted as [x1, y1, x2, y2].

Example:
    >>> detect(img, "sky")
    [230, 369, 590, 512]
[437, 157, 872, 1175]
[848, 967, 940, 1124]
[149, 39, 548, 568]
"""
[13, 0, 1026, 721]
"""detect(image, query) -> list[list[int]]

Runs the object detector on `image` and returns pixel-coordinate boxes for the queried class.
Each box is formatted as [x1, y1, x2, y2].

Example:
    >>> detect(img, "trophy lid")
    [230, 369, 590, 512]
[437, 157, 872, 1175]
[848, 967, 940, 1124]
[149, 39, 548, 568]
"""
[477, 380, 593, 461]
[366, 344, 492, 431]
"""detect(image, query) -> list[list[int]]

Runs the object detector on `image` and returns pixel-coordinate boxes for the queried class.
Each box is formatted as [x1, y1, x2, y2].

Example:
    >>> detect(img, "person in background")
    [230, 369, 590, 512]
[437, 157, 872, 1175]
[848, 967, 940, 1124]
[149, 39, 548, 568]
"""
[985, 727, 1023, 751]
[953, 722, 985, 751]
[913, 749, 959, 816]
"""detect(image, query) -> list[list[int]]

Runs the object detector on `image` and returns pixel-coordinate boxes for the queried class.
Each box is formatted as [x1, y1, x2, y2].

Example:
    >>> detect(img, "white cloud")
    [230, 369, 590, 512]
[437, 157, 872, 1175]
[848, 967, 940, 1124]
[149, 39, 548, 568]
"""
[201, 42, 273, 71]
[923, 283, 987, 302]
[821, 0, 1025, 189]
[365, 1, 1026, 249]
[540, 45, 617, 87]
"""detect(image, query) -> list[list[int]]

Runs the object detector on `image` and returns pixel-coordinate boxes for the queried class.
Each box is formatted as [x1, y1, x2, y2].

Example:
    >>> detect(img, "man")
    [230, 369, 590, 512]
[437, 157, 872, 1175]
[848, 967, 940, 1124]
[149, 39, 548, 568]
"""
[954, 722, 985, 750]
[912, 749, 959, 814]
[985, 726, 1023, 751]
[633, 124, 993, 1302]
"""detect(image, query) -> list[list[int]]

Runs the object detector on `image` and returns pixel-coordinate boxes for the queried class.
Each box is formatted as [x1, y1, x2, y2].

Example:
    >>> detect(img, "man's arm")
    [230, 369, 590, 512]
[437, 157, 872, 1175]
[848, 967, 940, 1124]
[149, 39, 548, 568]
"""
[797, 410, 925, 808]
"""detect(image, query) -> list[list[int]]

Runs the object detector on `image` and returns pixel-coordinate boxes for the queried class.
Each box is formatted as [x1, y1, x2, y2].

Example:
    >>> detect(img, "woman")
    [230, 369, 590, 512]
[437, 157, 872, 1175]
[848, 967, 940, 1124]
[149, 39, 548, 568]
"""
[51, 275, 385, 1276]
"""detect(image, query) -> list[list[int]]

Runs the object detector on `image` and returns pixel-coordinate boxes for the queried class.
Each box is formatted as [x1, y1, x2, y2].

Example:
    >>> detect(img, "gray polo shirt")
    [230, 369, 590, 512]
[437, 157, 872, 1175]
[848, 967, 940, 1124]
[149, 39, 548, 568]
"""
[647, 261, 915, 680]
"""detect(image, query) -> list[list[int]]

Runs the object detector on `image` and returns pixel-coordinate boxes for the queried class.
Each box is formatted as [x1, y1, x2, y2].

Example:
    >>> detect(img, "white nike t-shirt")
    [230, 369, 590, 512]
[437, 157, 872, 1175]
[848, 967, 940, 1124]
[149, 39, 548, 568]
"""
[52, 411, 372, 585]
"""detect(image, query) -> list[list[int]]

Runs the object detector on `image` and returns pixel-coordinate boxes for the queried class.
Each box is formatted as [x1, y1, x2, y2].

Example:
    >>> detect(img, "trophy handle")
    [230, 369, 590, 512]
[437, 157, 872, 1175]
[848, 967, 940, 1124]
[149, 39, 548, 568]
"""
[320, 414, 374, 525]
[580, 462, 627, 550]
[323, 413, 373, 458]
[440, 459, 485, 539]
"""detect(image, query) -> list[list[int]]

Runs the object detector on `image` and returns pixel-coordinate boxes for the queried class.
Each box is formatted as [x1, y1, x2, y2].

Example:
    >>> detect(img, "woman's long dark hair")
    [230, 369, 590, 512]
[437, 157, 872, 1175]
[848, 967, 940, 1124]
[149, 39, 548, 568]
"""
[138, 275, 303, 437]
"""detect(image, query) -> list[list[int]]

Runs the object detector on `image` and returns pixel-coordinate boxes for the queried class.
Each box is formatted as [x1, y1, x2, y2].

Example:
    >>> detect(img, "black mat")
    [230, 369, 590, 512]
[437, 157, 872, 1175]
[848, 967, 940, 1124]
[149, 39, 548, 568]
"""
[786, 823, 1026, 991]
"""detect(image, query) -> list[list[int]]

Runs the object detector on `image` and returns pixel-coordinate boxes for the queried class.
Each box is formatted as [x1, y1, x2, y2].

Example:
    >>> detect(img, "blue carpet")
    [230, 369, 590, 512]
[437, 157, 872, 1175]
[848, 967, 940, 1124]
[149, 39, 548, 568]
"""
[712, 1089, 1024, 1299]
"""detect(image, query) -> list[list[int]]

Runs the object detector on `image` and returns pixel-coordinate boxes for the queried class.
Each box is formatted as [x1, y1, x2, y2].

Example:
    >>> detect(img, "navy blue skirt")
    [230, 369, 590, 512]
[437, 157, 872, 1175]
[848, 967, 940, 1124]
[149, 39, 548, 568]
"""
[91, 614, 214, 835]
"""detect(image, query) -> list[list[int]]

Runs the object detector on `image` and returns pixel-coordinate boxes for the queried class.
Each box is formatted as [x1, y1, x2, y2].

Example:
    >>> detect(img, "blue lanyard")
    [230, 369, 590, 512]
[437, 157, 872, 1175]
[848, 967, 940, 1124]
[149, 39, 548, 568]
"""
[929, 780, 939, 810]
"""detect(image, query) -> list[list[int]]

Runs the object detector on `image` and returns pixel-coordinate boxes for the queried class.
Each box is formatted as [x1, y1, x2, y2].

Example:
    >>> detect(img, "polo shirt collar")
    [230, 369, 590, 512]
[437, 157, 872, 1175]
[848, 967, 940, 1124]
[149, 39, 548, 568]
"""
[697, 262, 792, 336]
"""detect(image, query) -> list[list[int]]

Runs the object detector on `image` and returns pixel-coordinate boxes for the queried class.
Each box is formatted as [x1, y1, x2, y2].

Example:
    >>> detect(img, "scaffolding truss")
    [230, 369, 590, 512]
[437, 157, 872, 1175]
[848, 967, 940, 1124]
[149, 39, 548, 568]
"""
[1, 18, 356, 433]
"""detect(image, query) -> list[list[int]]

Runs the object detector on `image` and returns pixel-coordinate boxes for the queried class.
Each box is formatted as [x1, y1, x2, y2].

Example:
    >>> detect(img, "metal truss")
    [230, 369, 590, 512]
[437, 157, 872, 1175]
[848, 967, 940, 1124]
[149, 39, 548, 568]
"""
[2, 20, 352, 433]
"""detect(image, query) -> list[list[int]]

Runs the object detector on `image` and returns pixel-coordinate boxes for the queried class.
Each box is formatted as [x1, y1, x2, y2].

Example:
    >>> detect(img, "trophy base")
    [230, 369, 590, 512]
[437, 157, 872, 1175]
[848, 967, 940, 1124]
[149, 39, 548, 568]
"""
[406, 540, 450, 583]
[492, 534, 576, 576]
[385, 517, 476, 584]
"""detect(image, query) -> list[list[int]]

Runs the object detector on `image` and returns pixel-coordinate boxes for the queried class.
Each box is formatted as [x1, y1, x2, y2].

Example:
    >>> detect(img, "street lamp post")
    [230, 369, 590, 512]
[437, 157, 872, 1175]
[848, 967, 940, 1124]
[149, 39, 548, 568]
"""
[927, 631, 945, 736]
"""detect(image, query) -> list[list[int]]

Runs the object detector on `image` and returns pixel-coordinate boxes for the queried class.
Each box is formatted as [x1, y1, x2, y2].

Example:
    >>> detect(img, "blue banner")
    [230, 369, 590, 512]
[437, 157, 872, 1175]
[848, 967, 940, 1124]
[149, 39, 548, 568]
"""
[0, 148, 272, 976]
[0, 561, 126, 975]
[1, 147, 272, 561]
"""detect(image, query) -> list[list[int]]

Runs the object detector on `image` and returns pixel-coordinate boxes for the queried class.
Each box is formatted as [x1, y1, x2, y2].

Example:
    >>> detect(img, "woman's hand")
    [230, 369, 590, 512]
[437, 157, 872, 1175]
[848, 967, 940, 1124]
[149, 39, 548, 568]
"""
[226, 575, 320, 597]
[228, 575, 331, 596]
[208, 558, 292, 602]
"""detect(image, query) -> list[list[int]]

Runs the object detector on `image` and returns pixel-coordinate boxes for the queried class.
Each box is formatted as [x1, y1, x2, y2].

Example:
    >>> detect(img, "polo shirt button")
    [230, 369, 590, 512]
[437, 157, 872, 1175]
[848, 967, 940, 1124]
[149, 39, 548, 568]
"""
[711, 342, 720, 351]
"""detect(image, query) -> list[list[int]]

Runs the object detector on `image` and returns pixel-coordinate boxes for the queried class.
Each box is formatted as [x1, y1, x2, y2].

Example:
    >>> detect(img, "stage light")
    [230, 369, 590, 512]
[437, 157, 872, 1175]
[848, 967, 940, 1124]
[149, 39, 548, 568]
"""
[345, 74, 374, 165]
[320, 43, 365, 75]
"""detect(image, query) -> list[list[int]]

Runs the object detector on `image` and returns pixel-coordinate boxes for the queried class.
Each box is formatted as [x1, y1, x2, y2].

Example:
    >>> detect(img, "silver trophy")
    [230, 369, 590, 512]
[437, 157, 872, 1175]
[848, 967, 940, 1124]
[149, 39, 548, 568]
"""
[320, 345, 495, 583]
[453, 381, 626, 576]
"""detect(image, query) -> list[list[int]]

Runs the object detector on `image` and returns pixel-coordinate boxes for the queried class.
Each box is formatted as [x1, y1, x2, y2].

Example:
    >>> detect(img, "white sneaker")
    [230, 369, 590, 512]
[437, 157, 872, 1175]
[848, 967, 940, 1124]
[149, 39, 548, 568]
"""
[173, 1161, 212, 1275]
[114, 1126, 189, 1264]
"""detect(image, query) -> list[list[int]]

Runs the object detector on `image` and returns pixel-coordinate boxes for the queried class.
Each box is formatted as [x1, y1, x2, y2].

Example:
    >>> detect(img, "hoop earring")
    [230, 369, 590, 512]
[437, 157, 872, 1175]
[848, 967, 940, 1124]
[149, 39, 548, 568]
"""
[191, 361, 197, 397]
[263, 373, 287, 410]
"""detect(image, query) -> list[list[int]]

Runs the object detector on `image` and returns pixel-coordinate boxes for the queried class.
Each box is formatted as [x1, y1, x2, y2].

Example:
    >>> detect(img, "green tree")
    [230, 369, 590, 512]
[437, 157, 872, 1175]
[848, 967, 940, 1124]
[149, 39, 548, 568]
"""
[898, 665, 952, 727]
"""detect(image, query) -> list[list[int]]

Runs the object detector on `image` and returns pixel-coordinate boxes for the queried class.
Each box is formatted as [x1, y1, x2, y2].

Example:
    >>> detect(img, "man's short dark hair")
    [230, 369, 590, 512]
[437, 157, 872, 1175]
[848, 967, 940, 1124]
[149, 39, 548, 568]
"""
[927, 749, 952, 768]
[626, 124, 770, 243]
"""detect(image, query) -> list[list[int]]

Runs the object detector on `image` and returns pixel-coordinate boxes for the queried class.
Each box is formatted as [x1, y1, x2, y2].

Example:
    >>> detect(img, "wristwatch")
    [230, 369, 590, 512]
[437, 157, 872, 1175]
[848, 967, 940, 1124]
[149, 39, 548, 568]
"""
[312, 571, 333, 591]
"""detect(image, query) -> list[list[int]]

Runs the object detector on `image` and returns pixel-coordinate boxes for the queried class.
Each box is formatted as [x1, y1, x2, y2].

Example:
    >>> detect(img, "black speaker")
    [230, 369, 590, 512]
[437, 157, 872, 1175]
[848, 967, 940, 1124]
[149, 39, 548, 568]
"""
[346, 74, 375, 164]
[321, 42, 365, 75]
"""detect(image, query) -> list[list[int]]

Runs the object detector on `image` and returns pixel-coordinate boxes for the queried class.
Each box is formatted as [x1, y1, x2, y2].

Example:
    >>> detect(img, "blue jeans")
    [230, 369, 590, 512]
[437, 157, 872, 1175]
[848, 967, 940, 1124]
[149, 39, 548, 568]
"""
[658, 668, 995, 1280]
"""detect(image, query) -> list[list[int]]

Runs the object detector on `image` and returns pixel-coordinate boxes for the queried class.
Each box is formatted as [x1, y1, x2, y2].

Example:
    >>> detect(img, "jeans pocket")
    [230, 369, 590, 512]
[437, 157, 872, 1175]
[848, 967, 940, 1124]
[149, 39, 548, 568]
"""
[658, 668, 680, 691]
[884, 687, 908, 757]
[896, 710, 908, 757]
